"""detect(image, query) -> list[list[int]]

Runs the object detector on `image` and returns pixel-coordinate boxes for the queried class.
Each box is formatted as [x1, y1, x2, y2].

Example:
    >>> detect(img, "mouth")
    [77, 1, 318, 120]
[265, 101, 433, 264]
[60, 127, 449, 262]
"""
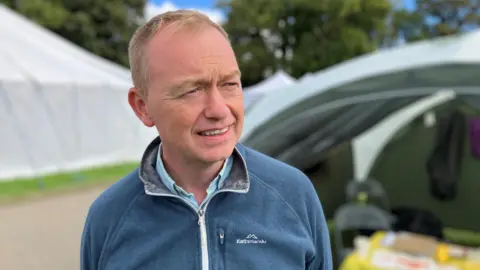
[198, 126, 230, 136]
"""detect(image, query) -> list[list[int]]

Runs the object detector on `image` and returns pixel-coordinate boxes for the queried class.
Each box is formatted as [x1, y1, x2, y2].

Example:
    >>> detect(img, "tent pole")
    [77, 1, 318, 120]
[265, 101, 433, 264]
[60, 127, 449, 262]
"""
[352, 89, 457, 181]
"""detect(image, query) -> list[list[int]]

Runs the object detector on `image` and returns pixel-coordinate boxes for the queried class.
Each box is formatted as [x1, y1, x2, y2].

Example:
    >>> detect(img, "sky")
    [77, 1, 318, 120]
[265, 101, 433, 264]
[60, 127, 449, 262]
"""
[145, 0, 226, 24]
[145, 0, 417, 23]
[403, 0, 416, 10]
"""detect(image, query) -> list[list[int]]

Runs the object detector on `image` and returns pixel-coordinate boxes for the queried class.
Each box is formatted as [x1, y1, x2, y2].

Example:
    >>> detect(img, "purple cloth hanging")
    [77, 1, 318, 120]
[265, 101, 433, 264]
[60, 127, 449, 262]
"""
[469, 118, 480, 159]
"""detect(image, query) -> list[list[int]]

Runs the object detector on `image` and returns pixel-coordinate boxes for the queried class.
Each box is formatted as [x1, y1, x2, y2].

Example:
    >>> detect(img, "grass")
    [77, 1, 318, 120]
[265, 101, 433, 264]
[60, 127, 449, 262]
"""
[0, 162, 139, 205]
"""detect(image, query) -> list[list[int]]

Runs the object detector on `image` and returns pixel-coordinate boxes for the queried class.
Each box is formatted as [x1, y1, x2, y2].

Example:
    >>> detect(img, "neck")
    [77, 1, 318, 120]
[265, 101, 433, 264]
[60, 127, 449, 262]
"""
[161, 145, 225, 194]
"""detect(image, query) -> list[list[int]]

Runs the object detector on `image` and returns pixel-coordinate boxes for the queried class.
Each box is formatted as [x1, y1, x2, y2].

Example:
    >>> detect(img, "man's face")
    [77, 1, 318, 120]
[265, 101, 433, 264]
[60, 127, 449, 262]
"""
[133, 25, 244, 165]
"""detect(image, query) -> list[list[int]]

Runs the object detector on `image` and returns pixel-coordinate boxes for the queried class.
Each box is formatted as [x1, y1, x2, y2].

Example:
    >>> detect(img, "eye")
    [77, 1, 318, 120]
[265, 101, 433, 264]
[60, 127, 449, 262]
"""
[184, 88, 200, 95]
[223, 82, 239, 90]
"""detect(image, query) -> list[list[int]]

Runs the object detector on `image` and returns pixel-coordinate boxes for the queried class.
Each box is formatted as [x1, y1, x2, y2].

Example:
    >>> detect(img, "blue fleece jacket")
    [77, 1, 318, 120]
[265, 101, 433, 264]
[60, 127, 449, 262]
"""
[80, 137, 333, 270]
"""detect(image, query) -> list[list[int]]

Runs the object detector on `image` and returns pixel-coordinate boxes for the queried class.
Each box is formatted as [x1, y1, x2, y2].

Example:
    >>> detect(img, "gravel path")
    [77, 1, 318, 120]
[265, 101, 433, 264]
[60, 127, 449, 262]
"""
[0, 187, 105, 270]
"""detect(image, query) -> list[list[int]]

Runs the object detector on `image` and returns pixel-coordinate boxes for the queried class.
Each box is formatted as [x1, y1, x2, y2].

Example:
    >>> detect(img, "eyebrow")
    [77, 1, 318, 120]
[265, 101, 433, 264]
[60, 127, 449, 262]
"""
[219, 70, 241, 81]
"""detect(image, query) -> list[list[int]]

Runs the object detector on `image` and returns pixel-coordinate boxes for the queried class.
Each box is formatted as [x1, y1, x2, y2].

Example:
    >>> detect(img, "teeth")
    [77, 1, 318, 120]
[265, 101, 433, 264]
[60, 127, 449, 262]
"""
[200, 127, 228, 136]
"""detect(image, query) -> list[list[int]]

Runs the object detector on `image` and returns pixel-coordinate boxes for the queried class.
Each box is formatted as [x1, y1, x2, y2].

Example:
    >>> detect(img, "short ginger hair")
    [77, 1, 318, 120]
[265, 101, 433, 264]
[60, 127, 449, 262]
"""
[128, 10, 229, 96]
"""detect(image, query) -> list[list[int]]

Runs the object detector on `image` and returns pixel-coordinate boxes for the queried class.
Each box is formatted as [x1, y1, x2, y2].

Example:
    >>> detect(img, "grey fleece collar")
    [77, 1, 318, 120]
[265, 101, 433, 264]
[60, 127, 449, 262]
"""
[139, 136, 250, 196]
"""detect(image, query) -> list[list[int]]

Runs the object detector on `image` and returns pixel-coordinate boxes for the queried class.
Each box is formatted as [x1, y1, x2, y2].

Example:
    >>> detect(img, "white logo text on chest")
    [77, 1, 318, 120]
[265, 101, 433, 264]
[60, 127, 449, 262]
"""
[236, 234, 267, 244]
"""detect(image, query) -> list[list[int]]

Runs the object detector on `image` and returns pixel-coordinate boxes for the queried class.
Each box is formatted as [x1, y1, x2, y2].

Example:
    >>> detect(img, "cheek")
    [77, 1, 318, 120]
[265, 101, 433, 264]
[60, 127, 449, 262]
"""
[160, 104, 201, 131]
[226, 92, 245, 115]
[145, 101, 165, 125]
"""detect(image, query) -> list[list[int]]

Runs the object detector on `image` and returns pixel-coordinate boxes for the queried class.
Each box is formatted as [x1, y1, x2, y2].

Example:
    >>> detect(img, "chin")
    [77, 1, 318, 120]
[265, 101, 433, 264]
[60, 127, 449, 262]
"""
[198, 144, 235, 163]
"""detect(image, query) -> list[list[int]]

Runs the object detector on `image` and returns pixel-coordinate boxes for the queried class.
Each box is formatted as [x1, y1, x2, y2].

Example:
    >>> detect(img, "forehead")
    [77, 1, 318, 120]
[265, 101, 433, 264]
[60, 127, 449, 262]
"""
[145, 25, 239, 83]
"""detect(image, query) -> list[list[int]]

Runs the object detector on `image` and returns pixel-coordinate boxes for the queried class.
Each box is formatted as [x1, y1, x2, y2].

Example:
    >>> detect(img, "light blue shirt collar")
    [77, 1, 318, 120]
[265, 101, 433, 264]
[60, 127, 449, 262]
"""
[155, 143, 233, 209]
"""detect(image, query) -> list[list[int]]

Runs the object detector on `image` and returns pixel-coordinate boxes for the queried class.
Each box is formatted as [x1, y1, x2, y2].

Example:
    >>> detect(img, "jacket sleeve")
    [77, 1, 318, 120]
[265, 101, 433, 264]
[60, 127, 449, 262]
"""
[80, 216, 99, 270]
[306, 181, 333, 270]
[80, 206, 108, 270]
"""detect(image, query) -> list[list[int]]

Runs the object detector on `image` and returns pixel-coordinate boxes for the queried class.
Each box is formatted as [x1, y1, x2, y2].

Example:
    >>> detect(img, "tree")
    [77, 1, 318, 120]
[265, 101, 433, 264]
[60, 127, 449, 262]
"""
[1, 0, 68, 29]
[217, 0, 393, 87]
[393, 0, 480, 43]
[1, 0, 146, 67]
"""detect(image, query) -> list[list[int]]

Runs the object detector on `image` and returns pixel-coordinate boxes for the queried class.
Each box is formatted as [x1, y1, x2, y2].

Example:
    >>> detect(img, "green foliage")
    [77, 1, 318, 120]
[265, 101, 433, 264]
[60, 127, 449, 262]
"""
[1, 0, 146, 67]
[217, 0, 393, 87]
[219, 0, 479, 87]
[393, 0, 480, 42]
[9, 0, 68, 28]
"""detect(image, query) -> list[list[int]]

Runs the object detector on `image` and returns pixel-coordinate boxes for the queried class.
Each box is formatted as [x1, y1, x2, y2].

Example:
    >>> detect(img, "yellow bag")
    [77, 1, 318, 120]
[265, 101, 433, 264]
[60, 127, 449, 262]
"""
[339, 231, 480, 270]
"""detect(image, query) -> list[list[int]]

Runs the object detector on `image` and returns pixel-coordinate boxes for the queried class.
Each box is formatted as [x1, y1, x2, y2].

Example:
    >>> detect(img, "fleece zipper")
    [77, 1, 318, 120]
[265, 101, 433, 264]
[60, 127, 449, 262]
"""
[141, 148, 250, 270]
[145, 189, 244, 270]
[198, 208, 209, 270]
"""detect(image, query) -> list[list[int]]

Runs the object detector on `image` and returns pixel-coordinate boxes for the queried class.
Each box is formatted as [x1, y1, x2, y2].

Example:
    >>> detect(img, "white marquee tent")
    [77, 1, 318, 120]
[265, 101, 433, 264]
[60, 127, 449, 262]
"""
[240, 29, 480, 179]
[243, 70, 296, 110]
[0, 5, 156, 180]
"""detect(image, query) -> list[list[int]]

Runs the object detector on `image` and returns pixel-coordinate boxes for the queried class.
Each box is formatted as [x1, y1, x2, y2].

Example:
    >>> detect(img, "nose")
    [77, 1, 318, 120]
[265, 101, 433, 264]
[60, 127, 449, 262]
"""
[203, 88, 230, 120]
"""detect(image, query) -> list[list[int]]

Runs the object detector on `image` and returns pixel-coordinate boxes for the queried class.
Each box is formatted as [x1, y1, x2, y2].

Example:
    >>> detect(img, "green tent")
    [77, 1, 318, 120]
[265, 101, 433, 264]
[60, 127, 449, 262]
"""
[240, 30, 480, 235]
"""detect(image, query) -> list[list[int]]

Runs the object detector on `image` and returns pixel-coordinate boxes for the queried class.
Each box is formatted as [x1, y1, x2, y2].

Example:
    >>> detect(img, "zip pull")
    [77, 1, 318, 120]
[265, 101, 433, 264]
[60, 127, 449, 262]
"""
[219, 229, 225, 245]
[198, 209, 205, 225]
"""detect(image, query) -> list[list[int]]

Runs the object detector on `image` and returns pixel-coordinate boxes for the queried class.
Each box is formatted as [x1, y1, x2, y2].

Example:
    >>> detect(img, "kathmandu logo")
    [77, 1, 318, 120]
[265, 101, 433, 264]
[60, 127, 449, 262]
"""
[236, 234, 267, 244]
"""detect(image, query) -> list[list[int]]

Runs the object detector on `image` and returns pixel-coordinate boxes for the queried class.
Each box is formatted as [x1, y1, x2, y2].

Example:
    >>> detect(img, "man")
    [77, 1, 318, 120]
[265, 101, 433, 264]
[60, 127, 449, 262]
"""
[80, 9, 332, 270]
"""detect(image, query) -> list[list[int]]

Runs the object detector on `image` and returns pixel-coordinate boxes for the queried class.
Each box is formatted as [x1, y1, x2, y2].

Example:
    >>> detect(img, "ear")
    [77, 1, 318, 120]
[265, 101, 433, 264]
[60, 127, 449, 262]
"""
[128, 87, 155, 127]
